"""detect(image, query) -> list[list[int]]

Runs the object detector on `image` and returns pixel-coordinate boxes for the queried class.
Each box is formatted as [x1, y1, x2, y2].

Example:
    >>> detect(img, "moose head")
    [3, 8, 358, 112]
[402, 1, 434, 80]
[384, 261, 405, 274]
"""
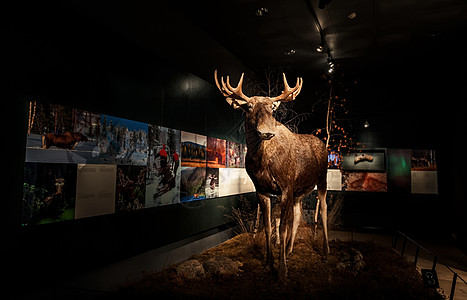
[214, 70, 303, 140]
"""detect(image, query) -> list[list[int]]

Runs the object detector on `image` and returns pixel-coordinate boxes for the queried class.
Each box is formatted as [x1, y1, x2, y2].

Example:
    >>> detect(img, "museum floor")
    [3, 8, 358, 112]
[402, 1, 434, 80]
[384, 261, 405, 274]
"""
[329, 230, 467, 299]
[19, 228, 467, 299]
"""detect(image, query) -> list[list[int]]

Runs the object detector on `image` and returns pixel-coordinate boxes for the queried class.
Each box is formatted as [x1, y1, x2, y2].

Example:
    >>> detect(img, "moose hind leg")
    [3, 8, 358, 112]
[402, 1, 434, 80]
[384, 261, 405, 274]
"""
[318, 186, 330, 255]
[278, 191, 294, 281]
[252, 203, 261, 239]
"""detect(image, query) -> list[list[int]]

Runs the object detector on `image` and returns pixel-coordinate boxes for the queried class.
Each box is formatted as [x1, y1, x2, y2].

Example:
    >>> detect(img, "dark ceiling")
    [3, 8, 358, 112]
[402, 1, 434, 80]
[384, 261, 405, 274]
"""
[61, 0, 467, 82]
[172, 0, 467, 75]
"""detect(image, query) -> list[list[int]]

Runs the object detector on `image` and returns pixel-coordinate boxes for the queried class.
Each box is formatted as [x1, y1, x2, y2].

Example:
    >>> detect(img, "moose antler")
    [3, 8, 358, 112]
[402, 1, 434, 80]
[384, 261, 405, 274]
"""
[214, 69, 251, 102]
[271, 73, 303, 102]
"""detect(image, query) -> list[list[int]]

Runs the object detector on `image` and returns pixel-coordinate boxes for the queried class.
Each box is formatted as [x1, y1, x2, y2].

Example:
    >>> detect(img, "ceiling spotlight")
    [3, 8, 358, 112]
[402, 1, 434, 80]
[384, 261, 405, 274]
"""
[284, 49, 296, 56]
[316, 42, 324, 52]
[255, 7, 269, 17]
[348, 12, 357, 19]
[363, 120, 370, 128]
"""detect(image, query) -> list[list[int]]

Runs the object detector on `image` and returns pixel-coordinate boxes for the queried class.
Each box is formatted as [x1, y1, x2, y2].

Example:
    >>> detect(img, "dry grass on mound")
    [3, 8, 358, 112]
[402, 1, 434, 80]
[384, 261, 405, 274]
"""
[117, 226, 443, 300]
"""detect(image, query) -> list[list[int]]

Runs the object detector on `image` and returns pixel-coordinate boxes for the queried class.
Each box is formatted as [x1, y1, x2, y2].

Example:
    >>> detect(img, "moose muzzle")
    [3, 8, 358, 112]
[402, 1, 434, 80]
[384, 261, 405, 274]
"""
[257, 130, 275, 140]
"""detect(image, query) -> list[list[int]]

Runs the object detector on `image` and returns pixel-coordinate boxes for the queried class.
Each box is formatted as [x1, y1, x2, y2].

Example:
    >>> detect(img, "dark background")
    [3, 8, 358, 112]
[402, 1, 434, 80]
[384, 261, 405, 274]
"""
[5, 0, 466, 293]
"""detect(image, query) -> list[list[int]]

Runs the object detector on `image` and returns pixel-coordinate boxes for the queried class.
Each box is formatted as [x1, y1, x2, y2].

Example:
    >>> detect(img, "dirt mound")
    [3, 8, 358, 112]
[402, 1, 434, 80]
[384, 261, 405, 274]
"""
[118, 229, 443, 299]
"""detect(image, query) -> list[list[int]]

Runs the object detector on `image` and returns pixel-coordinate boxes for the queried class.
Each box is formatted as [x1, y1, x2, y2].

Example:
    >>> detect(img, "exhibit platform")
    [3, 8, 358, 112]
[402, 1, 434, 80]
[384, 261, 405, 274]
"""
[18, 227, 467, 299]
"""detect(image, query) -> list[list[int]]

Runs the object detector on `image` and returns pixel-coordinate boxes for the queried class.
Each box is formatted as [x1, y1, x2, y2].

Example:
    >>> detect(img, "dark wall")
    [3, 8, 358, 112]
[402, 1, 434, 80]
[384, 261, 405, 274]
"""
[6, 2, 466, 292]
[329, 41, 466, 245]
[6, 1, 253, 291]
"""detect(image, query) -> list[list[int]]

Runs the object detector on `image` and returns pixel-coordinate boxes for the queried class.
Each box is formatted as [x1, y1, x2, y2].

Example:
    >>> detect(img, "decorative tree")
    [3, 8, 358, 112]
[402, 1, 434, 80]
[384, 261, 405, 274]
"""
[310, 71, 361, 234]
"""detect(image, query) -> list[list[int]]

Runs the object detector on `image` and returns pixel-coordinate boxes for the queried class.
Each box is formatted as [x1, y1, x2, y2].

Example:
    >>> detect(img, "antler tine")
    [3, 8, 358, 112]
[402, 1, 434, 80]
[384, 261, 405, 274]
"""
[271, 73, 303, 102]
[221, 76, 233, 96]
[214, 69, 250, 101]
[214, 69, 231, 97]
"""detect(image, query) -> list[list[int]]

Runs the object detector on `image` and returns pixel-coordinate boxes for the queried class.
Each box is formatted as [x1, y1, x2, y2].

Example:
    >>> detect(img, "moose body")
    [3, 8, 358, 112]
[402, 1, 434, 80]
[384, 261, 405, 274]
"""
[215, 70, 329, 280]
[42, 131, 88, 150]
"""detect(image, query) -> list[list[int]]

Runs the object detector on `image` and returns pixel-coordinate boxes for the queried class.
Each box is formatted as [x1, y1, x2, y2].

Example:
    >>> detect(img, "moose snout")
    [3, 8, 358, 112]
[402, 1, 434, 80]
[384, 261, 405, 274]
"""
[257, 131, 275, 140]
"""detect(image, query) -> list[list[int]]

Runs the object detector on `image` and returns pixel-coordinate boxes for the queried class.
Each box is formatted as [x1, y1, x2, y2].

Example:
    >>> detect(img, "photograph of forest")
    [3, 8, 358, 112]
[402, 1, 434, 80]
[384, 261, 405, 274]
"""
[181, 131, 206, 167]
[98, 115, 148, 165]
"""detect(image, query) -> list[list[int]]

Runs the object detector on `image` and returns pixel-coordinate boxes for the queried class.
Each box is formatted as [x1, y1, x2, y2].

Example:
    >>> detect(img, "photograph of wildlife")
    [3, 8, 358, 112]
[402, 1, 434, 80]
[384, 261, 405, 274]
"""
[411, 149, 437, 171]
[25, 101, 100, 164]
[205, 168, 219, 199]
[181, 131, 206, 167]
[145, 125, 181, 207]
[206, 137, 226, 168]
[342, 171, 388, 192]
[226, 141, 245, 168]
[115, 165, 146, 212]
[180, 167, 206, 203]
[98, 115, 148, 166]
[22, 162, 77, 225]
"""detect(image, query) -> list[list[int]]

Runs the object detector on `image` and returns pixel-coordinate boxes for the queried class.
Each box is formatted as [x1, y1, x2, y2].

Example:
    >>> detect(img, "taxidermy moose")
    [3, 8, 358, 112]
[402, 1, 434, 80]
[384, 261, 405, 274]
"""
[214, 70, 329, 280]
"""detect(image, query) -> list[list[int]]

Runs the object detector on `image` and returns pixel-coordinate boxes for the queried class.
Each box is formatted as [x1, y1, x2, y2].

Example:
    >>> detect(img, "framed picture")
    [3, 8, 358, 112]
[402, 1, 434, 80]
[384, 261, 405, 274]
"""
[181, 131, 206, 168]
[341, 149, 387, 172]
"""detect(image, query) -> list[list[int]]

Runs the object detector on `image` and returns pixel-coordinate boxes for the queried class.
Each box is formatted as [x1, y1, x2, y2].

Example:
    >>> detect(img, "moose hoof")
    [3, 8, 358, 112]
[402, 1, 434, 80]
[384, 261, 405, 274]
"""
[278, 264, 288, 282]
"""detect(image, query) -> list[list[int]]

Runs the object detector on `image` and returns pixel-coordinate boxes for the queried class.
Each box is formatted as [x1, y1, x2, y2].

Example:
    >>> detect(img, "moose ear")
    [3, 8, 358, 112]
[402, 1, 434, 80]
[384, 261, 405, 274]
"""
[272, 100, 281, 111]
[226, 97, 249, 110]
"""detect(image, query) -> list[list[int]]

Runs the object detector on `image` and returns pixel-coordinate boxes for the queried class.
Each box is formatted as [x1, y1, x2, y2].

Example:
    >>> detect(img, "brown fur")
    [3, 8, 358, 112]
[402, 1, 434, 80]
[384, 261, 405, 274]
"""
[215, 71, 329, 280]
[42, 131, 88, 150]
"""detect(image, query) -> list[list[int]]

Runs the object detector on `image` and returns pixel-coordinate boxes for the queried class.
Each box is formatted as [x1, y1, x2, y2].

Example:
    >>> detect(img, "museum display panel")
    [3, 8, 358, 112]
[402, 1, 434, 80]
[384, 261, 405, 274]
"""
[22, 101, 255, 225]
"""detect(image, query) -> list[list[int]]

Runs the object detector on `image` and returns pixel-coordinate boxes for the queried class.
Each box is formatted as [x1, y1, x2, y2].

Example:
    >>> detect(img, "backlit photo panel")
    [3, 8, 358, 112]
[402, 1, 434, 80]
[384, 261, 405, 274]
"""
[181, 131, 206, 168]
[146, 125, 181, 207]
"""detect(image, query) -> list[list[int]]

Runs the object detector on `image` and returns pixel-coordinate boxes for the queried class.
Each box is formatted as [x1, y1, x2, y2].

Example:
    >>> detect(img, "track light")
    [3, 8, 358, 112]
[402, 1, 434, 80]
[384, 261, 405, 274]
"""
[316, 42, 324, 53]
[325, 48, 335, 75]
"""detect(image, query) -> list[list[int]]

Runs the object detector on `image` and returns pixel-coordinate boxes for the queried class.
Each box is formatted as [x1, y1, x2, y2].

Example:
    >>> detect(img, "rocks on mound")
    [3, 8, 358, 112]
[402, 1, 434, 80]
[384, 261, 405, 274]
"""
[176, 259, 206, 279]
[336, 247, 365, 275]
[176, 256, 242, 279]
[203, 255, 242, 277]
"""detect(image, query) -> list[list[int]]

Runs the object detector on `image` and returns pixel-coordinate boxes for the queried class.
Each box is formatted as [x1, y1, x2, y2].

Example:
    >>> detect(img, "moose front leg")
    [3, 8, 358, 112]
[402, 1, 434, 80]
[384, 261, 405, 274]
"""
[257, 192, 273, 270]
[278, 189, 294, 281]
